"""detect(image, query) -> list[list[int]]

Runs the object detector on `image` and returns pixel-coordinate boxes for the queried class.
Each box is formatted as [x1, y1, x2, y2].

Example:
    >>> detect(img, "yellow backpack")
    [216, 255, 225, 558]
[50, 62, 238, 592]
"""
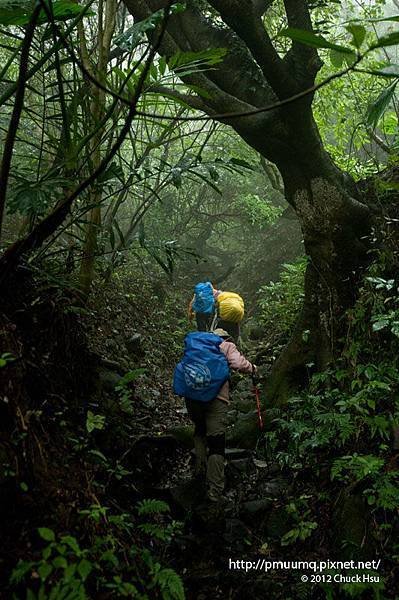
[217, 292, 245, 323]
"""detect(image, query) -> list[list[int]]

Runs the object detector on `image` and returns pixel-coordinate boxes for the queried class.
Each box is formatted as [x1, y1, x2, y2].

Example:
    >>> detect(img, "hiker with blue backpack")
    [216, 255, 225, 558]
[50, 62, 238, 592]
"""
[188, 281, 245, 342]
[173, 328, 256, 505]
[188, 281, 220, 331]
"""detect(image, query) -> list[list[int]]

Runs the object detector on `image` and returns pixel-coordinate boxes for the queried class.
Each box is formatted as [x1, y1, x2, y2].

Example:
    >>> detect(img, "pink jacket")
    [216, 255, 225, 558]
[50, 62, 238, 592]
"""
[217, 340, 254, 403]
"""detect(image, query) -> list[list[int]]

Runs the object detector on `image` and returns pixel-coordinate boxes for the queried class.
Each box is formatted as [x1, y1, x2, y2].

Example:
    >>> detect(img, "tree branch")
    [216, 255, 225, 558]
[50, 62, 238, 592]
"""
[0, 1, 174, 285]
[146, 84, 211, 112]
[0, 3, 41, 242]
[208, 0, 294, 98]
[283, 0, 322, 85]
[125, 0, 276, 108]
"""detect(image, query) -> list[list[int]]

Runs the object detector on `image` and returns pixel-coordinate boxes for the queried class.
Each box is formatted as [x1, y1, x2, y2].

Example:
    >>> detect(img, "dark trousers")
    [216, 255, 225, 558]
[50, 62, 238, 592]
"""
[216, 319, 240, 341]
[185, 397, 228, 501]
[196, 312, 214, 331]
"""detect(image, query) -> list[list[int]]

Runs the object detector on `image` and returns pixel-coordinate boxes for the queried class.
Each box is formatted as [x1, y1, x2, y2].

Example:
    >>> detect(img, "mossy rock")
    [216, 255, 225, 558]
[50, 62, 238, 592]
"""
[234, 397, 257, 413]
[333, 492, 373, 560]
[168, 425, 194, 449]
[227, 411, 260, 449]
[262, 506, 291, 539]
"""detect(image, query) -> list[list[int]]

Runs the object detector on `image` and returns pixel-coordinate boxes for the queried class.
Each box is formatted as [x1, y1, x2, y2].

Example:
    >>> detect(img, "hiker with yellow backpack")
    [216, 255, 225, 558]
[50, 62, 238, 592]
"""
[214, 291, 245, 341]
[188, 281, 245, 341]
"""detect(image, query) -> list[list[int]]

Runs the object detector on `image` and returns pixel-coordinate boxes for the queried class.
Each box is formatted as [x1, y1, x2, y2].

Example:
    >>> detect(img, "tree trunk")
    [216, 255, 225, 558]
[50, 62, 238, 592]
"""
[77, 0, 116, 297]
[121, 1, 375, 402]
[267, 170, 372, 403]
[223, 108, 373, 402]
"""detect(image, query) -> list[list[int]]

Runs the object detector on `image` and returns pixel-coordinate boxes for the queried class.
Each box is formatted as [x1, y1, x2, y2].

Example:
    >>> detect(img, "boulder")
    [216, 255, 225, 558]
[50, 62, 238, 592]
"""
[225, 448, 250, 459]
[126, 333, 143, 357]
[240, 498, 273, 525]
[256, 476, 291, 498]
[227, 410, 260, 449]
[223, 518, 251, 549]
[333, 492, 373, 560]
[98, 368, 122, 393]
[170, 477, 207, 511]
[228, 459, 251, 473]
[262, 506, 291, 539]
[168, 425, 195, 449]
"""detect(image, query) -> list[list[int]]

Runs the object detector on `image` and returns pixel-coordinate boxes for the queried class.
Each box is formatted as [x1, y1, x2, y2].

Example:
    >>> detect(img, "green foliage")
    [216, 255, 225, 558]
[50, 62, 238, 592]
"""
[234, 193, 282, 228]
[151, 566, 185, 600]
[279, 27, 355, 55]
[261, 242, 399, 555]
[115, 369, 146, 414]
[280, 17, 399, 56]
[281, 497, 318, 546]
[366, 80, 399, 129]
[0, 0, 92, 26]
[257, 258, 306, 340]
[114, 3, 186, 51]
[0, 352, 15, 367]
[331, 454, 385, 481]
[86, 411, 106, 433]
[11, 502, 184, 599]
[7, 172, 69, 217]
[313, 1, 399, 175]
[137, 499, 171, 516]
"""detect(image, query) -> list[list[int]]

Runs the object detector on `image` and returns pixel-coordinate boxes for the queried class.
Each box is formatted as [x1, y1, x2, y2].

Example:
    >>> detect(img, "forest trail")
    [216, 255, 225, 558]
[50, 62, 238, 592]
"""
[1, 0, 399, 596]
[123, 373, 294, 598]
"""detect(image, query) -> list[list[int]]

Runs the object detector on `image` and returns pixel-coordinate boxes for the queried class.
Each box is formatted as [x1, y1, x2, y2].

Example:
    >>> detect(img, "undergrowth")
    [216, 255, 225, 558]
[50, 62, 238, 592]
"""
[256, 236, 399, 598]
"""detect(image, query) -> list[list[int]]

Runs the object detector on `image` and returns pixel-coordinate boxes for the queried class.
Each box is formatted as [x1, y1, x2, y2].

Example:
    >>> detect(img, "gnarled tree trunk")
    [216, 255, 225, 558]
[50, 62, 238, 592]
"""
[123, 0, 373, 402]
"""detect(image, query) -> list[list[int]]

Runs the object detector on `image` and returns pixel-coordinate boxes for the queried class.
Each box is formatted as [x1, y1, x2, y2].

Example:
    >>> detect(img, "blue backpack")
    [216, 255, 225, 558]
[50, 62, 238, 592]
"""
[192, 281, 215, 315]
[173, 332, 229, 402]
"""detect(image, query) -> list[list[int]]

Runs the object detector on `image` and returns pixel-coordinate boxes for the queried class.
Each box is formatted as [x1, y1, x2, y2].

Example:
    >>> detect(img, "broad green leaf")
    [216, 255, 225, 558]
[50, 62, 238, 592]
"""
[61, 536, 81, 554]
[371, 32, 399, 50]
[346, 24, 366, 49]
[330, 49, 345, 68]
[279, 27, 354, 55]
[361, 15, 399, 24]
[229, 157, 256, 170]
[381, 111, 398, 135]
[366, 80, 398, 128]
[86, 411, 106, 433]
[52, 556, 68, 569]
[10, 560, 35, 584]
[97, 161, 125, 185]
[0, 0, 92, 26]
[361, 64, 399, 78]
[117, 369, 146, 388]
[169, 47, 227, 70]
[77, 558, 92, 581]
[372, 320, 389, 332]
[38, 563, 53, 581]
[114, 3, 185, 51]
[38, 527, 55, 542]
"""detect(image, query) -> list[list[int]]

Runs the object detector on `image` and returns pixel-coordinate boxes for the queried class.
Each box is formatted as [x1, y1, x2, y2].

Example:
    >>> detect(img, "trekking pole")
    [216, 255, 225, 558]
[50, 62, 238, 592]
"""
[252, 369, 264, 430]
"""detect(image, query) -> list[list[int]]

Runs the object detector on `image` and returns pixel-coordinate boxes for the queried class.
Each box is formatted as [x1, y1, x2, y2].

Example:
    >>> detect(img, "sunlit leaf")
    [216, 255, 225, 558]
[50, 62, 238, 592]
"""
[346, 24, 366, 49]
[371, 32, 399, 50]
[114, 3, 185, 51]
[279, 27, 354, 55]
[366, 80, 398, 128]
[169, 47, 227, 70]
[0, 0, 93, 26]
